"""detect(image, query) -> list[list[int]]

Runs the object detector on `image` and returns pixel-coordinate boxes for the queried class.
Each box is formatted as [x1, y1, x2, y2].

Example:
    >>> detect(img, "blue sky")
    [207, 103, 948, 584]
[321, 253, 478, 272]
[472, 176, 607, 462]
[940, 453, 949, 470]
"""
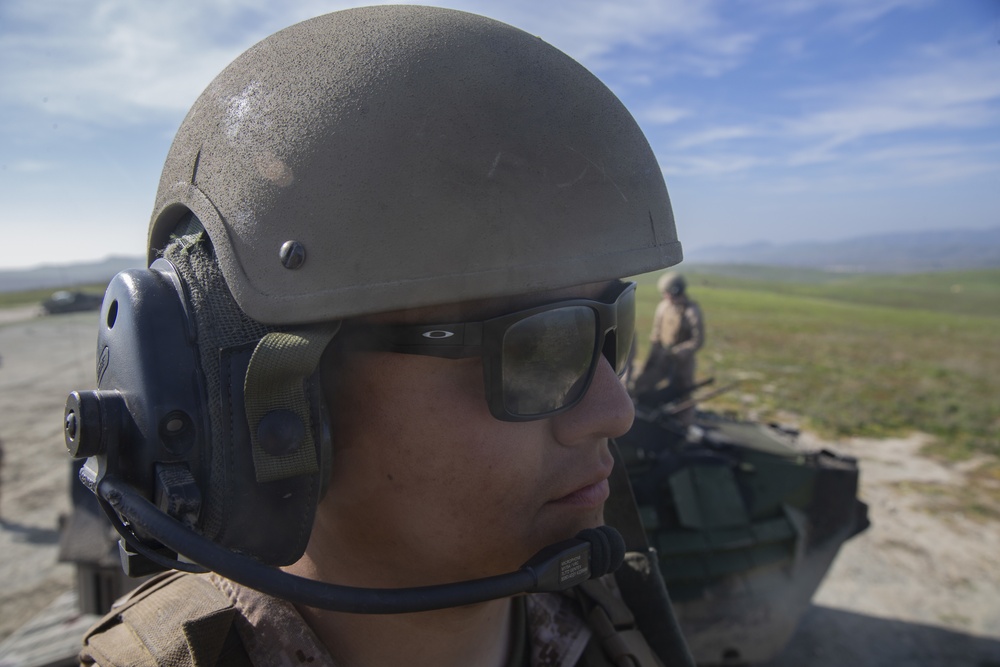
[1, 0, 998, 270]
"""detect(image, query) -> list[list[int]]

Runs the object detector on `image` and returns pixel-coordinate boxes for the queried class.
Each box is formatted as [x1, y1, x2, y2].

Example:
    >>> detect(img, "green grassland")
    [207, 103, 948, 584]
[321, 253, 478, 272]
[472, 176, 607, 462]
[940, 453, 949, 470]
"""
[632, 266, 1000, 461]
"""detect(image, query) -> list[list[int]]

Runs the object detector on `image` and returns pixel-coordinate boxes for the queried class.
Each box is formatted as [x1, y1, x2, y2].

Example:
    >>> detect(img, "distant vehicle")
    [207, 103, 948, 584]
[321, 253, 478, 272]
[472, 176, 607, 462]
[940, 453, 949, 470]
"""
[41, 291, 102, 315]
[619, 382, 870, 666]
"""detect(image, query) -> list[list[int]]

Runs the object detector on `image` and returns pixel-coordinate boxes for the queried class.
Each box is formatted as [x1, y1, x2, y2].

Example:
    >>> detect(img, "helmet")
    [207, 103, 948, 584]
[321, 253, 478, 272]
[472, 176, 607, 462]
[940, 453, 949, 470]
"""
[149, 4, 680, 324]
[657, 272, 686, 296]
[66, 5, 682, 607]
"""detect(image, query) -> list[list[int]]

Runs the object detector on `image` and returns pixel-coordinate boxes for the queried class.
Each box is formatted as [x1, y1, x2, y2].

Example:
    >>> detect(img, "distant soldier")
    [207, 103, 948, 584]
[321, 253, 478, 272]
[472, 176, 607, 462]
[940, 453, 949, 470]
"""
[632, 273, 705, 423]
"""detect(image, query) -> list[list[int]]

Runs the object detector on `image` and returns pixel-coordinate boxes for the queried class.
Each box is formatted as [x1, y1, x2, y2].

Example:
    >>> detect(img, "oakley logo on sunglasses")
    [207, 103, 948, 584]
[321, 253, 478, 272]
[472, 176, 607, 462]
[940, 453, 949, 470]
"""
[422, 330, 456, 339]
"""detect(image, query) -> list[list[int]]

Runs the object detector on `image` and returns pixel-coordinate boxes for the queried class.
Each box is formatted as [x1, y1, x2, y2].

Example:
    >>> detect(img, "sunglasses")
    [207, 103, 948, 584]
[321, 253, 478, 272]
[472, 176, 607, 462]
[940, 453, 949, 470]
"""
[341, 281, 636, 421]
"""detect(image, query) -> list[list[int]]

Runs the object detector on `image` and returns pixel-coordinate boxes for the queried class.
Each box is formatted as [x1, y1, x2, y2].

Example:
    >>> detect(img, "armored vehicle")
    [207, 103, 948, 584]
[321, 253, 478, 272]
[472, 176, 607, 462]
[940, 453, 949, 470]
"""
[41, 291, 102, 315]
[619, 384, 870, 666]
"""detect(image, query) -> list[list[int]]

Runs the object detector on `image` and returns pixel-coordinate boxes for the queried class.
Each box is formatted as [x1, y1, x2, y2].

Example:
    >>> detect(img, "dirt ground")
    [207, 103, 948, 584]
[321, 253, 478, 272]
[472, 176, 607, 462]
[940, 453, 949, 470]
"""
[1, 306, 998, 665]
[0, 308, 95, 645]
[760, 431, 1000, 667]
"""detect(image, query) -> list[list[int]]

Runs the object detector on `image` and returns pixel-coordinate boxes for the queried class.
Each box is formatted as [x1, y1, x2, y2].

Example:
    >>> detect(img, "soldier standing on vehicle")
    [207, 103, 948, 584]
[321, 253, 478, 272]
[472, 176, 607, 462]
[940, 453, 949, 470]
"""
[632, 273, 705, 423]
[70, 7, 694, 667]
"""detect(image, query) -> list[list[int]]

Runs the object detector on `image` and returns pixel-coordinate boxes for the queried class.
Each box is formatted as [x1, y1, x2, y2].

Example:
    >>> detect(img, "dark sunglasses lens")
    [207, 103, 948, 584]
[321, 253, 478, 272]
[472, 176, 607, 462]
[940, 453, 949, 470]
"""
[615, 288, 636, 375]
[501, 306, 596, 416]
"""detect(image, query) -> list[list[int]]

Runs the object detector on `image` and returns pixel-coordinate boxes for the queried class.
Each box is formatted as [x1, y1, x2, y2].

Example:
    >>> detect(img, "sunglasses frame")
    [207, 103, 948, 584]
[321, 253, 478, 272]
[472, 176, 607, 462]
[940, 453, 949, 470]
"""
[341, 281, 636, 421]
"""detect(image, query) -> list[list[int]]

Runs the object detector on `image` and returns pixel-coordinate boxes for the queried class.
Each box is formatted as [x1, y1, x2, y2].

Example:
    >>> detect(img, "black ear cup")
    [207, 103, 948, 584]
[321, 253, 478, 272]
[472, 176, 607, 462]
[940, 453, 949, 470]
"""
[66, 255, 328, 573]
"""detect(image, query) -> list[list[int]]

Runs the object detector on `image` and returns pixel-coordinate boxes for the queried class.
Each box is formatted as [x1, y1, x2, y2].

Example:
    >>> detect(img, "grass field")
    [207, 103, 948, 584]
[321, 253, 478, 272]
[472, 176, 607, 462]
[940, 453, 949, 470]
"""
[632, 266, 1000, 462]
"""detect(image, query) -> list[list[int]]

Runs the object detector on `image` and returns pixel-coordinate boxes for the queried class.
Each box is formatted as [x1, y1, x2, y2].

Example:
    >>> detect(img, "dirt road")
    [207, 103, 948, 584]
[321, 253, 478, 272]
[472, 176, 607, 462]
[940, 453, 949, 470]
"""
[0, 309, 96, 642]
[761, 432, 1000, 667]
[1, 307, 998, 665]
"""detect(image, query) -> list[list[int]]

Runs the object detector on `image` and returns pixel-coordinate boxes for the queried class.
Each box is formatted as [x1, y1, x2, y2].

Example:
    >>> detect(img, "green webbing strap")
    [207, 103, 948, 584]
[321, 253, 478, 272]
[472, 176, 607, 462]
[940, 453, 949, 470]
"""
[244, 325, 339, 482]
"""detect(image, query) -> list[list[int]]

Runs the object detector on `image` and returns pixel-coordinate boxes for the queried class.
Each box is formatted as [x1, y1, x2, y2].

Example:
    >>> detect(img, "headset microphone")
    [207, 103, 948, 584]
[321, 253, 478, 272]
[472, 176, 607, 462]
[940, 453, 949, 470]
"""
[94, 474, 624, 614]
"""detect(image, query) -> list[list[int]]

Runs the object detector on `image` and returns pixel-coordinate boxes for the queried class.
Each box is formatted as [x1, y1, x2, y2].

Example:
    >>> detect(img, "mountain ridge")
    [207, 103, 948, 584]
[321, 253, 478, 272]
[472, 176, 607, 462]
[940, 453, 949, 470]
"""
[684, 227, 1000, 273]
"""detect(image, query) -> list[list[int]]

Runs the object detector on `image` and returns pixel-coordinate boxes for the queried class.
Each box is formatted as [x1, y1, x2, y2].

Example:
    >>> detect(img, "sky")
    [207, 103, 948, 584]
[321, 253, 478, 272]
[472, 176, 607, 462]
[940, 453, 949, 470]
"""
[1, 0, 998, 270]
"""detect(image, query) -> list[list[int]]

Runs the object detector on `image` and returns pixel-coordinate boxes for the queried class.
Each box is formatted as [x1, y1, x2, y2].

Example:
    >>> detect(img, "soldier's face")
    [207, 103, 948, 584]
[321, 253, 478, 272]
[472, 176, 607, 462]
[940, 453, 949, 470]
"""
[307, 282, 635, 587]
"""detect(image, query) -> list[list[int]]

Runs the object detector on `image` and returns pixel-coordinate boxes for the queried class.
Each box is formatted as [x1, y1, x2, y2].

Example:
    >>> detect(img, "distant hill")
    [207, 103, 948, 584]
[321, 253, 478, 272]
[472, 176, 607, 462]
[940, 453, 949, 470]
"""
[0, 255, 146, 293]
[684, 227, 1000, 273]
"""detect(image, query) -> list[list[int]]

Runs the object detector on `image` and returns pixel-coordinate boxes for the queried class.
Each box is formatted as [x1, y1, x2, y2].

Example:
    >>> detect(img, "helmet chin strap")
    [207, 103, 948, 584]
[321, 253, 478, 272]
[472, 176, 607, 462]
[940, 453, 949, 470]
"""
[97, 475, 625, 614]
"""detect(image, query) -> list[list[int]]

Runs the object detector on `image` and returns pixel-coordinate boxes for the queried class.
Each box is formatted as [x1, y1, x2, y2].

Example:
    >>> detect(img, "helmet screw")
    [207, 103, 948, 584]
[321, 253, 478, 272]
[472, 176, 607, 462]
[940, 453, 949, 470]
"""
[279, 240, 306, 270]
[65, 411, 78, 439]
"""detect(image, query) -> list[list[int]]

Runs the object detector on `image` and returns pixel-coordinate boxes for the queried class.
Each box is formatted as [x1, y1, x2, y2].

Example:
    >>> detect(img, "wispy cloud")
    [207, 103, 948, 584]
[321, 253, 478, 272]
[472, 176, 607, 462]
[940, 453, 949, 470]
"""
[0, 0, 768, 134]
[642, 105, 692, 125]
[760, 0, 933, 28]
[3, 160, 56, 173]
[656, 22, 1000, 187]
[782, 47, 1000, 161]
[865, 145, 1000, 185]
[663, 153, 769, 177]
[0, 1, 371, 129]
[673, 126, 762, 149]
[493, 0, 759, 82]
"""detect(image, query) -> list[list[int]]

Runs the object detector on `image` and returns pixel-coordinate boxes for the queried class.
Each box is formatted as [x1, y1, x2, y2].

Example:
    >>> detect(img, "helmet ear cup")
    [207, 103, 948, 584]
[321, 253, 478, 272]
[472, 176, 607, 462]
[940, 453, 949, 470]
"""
[161, 221, 334, 565]
[68, 260, 210, 548]
[67, 221, 333, 568]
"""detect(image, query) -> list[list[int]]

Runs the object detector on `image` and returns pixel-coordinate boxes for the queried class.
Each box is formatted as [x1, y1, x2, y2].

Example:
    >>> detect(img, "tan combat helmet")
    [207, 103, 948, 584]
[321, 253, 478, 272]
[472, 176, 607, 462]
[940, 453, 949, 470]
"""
[657, 271, 687, 296]
[149, 5, 681, 324]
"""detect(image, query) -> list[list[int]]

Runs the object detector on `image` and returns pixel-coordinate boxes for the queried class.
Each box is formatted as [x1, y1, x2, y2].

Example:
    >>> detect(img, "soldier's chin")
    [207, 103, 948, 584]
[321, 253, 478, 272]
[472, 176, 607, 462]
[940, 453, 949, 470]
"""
[539, 516, 606, 552]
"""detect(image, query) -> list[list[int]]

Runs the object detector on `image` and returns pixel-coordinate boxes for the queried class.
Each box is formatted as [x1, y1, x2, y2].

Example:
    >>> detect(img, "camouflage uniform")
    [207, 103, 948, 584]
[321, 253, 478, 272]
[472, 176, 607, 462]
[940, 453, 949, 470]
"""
[80, 572, 665, 667]
[632, 297, 704, 421]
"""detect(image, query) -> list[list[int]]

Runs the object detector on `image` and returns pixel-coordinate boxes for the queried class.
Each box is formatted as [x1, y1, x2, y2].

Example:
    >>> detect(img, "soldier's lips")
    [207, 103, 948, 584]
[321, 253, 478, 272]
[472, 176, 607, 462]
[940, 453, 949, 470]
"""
[549, 478, 610, 509]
